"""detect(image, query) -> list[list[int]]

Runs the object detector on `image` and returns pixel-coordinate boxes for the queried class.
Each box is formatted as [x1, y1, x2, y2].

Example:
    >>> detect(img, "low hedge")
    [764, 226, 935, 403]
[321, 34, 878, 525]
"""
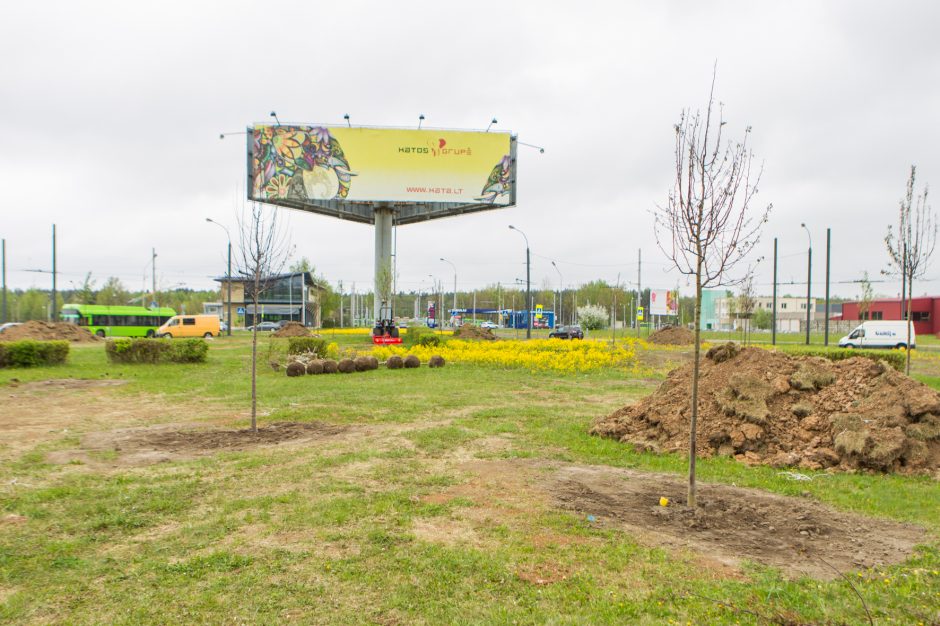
[287, 337, 328, 356]
[775, 345, 905, 372]
[105, 338, 209, 364]
[0, 340, 69, 367]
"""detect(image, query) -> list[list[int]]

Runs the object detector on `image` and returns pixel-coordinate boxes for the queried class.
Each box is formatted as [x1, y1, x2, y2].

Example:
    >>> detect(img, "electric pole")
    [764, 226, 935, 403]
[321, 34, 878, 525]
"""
[51, 225, 57, 320]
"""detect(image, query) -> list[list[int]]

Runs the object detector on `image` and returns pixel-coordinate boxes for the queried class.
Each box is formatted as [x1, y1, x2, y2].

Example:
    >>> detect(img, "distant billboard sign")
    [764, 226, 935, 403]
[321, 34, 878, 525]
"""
[650, 290, 679, 316]
[248, 125, 515, 224]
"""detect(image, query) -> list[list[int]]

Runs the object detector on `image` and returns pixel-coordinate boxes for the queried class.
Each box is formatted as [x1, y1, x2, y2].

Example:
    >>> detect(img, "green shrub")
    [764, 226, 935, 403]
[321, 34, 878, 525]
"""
[406, 326, 445, 348]
[105, 338, 209, 364]
[0, 340, 69, 367]
[775, 345, 904, 372]
[169, 339, 210, 363]
[287, 336, 328, 356]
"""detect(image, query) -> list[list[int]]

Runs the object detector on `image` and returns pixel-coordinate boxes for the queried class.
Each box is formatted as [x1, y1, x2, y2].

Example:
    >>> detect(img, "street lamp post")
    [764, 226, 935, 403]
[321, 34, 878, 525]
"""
[801, 223, 812, 346]
[551, 260, 563, 325]
[509, 225, 531, 339]
[440, 257, 457, 326]
[206, 218, 232, 336]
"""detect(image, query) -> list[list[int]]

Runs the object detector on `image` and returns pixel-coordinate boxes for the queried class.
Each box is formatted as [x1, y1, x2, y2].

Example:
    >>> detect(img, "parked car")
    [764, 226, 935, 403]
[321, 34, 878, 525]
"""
[480, 321, 498, 329]
[0, 322, 22, 334]
[247, 321, 280, 332]
[157, 315, 221, 338]
[549, 324, 584, 340]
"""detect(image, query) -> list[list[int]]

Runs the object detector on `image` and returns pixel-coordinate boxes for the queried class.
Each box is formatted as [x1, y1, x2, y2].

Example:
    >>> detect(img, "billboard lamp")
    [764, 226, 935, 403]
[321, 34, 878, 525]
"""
[270, 111, 281, 126]
[518, 140, 545, 154]
[486, 118, 498, 132]
[343, 113, 351, 127]
[418, 114, 425, 129]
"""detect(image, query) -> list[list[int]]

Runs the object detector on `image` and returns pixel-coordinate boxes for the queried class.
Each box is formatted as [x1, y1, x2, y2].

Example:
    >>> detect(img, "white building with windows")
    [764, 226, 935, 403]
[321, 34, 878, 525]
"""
[715, 296, 818, 332]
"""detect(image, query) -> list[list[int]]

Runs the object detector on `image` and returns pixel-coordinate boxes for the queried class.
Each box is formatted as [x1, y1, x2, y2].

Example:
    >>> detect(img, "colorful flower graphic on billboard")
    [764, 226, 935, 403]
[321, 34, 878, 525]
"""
[252, 126, 355, 201]
[476, 154, 512, 204]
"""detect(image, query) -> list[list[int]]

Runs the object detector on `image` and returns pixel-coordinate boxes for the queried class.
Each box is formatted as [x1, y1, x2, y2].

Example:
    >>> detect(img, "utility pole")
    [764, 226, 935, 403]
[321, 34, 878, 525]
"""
[151, 248, 157, 308]
[801, 224, 812, 346]
[824, 228, 831, 346]
[1, 239, 6, 324]
[636, 248, 641, 338]
[772, 237, 778, 345]
[51, 224, 57, 320]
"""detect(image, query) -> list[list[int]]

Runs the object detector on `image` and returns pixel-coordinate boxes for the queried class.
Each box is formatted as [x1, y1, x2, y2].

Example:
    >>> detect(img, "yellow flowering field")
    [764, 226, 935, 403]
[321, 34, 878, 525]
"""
[372, 338, 642, 374]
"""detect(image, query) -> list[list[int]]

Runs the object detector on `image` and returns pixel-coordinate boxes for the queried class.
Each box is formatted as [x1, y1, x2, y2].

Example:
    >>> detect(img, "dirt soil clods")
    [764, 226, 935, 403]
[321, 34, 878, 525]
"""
[592, 343, 940, 473]
[453, 324, 497, 341]
[0, 321, 100, 342]
[647, 325, 695, 345]
[550, 464, 925, 580]
[272, 322, 312, 337]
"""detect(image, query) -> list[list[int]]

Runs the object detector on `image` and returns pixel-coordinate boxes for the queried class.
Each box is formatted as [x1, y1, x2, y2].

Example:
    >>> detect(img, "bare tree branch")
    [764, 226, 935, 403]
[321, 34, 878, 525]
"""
[653, 67, 771, 507]
[234, 202, 292, 431]
[884, 165, 936, 374]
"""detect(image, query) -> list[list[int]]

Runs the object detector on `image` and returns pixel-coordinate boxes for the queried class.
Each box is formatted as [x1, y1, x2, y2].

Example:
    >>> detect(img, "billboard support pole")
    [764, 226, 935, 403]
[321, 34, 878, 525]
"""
[374, 205, 394, 322]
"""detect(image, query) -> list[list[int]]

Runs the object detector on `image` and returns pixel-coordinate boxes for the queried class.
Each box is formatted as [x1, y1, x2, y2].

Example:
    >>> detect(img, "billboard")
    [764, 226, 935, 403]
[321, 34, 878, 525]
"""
[248, 125, 515, 223]
[650, 290, 679, 316]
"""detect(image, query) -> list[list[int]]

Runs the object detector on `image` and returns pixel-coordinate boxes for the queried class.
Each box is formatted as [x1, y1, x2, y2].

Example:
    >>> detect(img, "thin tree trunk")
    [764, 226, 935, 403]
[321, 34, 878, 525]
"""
[251, 279, 259, 431]
[689, 259, 703, 509]
[907, 275, 913, 376]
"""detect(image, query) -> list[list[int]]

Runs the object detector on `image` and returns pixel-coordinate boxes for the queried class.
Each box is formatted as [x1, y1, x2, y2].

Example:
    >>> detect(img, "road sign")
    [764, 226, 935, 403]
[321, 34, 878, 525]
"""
[637, 306, 645, 322]
[237, 307, 246, 315]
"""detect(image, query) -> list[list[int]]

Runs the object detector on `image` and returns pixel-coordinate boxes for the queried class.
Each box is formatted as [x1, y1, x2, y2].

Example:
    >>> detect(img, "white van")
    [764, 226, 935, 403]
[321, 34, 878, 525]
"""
[838, 321, 915, 349]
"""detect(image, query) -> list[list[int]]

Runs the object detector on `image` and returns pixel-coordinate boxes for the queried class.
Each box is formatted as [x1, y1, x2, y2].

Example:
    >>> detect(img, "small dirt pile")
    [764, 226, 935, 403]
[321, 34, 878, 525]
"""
[591, 343, 940, 473]
[273, 322, 311, 337]
[0, 321, 99, 343]
[647, 325, 695, 345]
[453, 324, 497, 341]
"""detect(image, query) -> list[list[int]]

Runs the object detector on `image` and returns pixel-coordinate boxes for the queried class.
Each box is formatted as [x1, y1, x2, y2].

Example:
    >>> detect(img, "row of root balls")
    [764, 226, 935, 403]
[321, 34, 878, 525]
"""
[286, 354, 445, 376]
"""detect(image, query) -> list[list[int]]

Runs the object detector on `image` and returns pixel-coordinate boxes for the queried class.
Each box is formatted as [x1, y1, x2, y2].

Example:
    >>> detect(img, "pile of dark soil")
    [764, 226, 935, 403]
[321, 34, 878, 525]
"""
[550, 464, 924, 580]
[454, 324, 497, 341]
[0, 321, 99, 343]
[591, 343, 940, 473]
[134, 421, 347, 452]
[273, 322, 311, 337]
[647, 325, 695, 345]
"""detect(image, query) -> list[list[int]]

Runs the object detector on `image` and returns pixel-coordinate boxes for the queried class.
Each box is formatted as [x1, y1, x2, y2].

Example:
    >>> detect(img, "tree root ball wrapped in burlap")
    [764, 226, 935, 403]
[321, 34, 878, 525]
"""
[368, 356, 379, 370]
[306, 360, 324, 375]
[337, 358, 356, 373]
[354, 356, 371, 372]
[404, 355, 421, 369]
[428, 355, 445, 368]
[387, 355, 404, 369]
[285, 361, 306, 377]
[322, 359, 339, 374]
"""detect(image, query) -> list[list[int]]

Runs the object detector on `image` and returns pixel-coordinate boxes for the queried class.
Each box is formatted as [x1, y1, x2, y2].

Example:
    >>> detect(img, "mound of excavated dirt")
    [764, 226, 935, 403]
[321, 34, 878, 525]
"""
[647, 325, 695, 345]
[453, 324, 497, 341]
[0, 321, 100, 342]
[591, 343, 940, 473]
[273, 322, 311, 337]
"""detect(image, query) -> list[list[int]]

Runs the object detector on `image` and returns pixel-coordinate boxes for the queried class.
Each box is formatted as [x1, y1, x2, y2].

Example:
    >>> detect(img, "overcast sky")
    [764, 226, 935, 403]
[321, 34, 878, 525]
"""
[2, 0, 939, 300]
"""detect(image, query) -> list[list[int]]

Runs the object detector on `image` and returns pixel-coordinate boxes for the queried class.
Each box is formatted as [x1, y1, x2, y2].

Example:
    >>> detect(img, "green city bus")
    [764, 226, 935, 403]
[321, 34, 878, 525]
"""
[60, 304, 177, 338]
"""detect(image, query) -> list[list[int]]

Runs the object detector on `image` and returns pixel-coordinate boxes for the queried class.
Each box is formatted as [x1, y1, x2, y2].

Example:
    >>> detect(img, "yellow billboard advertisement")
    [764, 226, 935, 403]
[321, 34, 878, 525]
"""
[249, 125, 513, 206]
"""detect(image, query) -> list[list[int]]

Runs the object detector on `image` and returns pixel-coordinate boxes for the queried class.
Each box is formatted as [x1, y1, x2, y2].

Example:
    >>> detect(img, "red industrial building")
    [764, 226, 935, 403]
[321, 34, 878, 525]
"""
[840, 296, 940, 335]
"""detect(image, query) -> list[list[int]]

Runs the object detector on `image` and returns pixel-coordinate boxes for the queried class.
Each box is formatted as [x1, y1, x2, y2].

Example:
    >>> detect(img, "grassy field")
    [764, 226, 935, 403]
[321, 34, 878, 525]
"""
[1, 334, 938, 624]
